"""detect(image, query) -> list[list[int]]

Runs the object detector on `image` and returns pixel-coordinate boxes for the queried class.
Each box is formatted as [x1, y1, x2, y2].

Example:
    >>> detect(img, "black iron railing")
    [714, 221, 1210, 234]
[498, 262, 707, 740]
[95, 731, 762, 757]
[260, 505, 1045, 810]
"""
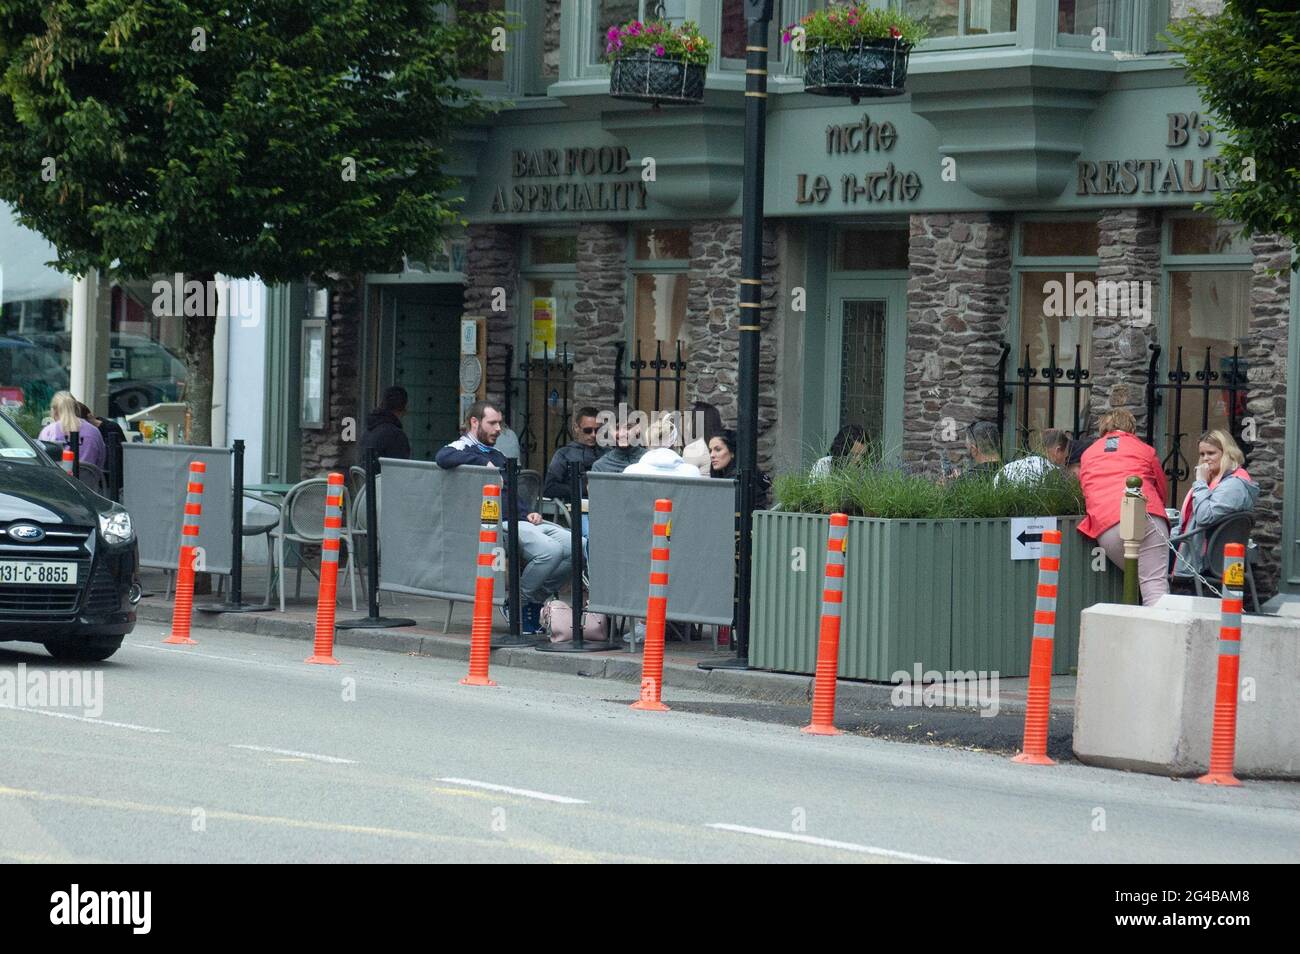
[996, 341, 1092, 452]
[499, 341, 574, 474]
[1145, 343, 1249, 507]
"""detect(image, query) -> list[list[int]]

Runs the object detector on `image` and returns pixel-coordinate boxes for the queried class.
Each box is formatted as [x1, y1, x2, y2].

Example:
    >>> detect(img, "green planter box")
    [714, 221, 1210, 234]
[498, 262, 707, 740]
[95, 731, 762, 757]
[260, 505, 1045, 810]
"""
[749, 511, 1123, 680]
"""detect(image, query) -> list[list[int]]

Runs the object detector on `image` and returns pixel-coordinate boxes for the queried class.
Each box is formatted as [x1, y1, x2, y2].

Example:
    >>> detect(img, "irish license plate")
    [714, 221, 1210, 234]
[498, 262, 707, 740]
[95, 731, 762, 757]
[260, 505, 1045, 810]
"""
[0, 561, 77, 586]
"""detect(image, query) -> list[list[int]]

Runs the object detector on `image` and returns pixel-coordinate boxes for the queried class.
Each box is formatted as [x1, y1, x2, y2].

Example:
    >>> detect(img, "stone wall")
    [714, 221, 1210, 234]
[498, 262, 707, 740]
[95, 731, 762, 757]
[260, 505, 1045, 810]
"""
[299, 274, 363, 475]
[1244, 234, 1292, 596]
[571, 222, 627, 409]
[464, 223, 519, 411]
[1088, 208, 1163, 432]
[684, 219, 781, 471]
[901, 212, 1013, 474]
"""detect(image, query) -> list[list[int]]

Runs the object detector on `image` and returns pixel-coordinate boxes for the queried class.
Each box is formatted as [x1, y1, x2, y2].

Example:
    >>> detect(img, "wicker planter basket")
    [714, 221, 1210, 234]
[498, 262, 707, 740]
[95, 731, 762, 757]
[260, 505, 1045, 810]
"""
[609, 52, 705, 106]
[803, 38, 911, 102]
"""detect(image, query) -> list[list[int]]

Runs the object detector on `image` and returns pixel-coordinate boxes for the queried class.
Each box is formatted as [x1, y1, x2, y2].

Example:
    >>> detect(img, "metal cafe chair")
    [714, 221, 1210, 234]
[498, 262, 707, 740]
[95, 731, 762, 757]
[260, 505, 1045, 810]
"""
[1170, 511, 1261, 612]
[269, 477, 359, 612]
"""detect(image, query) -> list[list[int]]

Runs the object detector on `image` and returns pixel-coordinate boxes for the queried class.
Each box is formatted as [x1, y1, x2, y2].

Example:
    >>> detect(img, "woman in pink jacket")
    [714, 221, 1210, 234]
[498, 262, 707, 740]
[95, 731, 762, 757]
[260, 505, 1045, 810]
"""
[1077, 408, 1170, 605]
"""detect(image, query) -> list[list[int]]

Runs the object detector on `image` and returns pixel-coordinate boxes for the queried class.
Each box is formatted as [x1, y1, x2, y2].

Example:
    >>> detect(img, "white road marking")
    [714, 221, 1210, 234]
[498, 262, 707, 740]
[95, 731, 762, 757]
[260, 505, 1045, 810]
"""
[230, 744, 356, 765]
[0, 704, 168, 734]
[437, 777, 587, 805]
[705, 823, 964, 864]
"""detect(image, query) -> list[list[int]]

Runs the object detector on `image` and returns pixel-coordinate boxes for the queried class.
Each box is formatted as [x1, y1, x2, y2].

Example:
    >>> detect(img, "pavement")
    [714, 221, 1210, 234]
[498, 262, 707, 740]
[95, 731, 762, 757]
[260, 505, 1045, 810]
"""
[2, 620, 1298, 863]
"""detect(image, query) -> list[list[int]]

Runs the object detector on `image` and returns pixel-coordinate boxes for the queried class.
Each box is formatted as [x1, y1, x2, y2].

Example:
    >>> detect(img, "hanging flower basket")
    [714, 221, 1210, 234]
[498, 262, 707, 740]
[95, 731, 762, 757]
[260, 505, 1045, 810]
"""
[802, 38, 912, 103]
[783, 4, 924, 103]
[604, 19, 711, 107]
[610, 51, 706, 106]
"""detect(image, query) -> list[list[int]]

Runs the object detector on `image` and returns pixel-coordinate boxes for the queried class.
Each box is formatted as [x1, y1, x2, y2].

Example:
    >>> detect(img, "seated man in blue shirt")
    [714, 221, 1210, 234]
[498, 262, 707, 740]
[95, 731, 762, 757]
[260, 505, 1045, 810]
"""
[436, 400, 571, 634]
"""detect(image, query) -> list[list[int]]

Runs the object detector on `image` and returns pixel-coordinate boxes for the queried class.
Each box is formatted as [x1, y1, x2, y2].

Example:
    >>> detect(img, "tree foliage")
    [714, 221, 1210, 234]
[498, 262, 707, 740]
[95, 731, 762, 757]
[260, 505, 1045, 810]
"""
[0, 0, 502, 280]
[1168, 0, 1300, 260]
[0, 1, 503, 441]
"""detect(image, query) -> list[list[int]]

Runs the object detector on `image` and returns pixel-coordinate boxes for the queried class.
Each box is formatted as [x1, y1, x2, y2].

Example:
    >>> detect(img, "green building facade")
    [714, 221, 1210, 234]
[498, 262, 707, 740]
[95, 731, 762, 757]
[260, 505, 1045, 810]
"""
[282, 0, 1298, 597]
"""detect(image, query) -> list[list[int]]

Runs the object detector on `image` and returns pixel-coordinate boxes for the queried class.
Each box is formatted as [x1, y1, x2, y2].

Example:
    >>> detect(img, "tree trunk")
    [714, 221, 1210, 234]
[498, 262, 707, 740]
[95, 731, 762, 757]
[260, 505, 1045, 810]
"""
[182, 271, 217, 594]
[183, 271, 218, 447]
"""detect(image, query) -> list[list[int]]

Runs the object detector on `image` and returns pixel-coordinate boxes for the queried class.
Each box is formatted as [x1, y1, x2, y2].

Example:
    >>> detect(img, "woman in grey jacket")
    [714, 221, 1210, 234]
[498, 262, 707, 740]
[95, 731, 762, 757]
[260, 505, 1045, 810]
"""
[1174, 429, 1259, 574]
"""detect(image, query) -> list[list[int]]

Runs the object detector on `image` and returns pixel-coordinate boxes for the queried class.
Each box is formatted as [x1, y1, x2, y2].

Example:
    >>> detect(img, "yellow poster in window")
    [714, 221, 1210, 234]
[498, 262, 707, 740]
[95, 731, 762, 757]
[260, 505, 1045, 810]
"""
[531, 297, 557, 359]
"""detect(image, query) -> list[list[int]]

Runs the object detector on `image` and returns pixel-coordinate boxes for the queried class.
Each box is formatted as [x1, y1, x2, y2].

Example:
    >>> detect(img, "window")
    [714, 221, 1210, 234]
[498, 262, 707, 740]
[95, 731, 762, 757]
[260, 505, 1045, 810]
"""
[630, 227, 690, 418]
[835, 227, 910, 270]
[520, 232, 579, 358]
[1020, 219, 1100, 258]
[1012, 218, 1101, 449]
[1057, 1, 1133, 51]
[592, 1, 687, 66]
[1159, 214, 1254, 505]
[900, 0, 1018, 39]
[454, 0, 507, 82]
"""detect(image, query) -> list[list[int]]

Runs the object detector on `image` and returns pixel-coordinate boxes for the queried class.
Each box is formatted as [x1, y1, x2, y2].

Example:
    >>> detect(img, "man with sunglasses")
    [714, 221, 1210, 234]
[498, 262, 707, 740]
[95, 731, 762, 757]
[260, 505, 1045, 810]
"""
[542, 406, 607, 502]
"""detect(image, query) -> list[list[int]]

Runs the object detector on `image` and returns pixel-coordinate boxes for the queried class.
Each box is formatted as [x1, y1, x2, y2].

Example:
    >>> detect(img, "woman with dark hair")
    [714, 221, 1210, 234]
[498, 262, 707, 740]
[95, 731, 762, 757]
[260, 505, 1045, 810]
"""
[708, 428, 771, 509]
[682, 400, 724, 476]
[811, 423, 867, 478]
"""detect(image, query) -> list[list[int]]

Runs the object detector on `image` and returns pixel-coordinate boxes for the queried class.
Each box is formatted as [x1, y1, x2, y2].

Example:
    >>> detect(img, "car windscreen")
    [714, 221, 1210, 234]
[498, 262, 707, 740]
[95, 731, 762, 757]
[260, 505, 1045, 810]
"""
[0, 414, 42, 463]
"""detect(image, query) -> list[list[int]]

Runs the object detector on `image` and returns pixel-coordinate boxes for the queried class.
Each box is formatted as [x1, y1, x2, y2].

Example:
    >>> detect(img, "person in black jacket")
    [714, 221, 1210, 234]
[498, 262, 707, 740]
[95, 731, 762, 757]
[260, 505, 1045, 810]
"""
[436, 400, 571, 634]
[360, 386, 412, 462]
[708, 428, 772, 509]
[543, 406, 606, 501]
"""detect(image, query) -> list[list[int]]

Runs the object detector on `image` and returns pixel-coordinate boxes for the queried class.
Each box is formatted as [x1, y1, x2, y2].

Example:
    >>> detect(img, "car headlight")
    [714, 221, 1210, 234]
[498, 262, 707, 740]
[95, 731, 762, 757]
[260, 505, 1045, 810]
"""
[99, 509, 134, 545]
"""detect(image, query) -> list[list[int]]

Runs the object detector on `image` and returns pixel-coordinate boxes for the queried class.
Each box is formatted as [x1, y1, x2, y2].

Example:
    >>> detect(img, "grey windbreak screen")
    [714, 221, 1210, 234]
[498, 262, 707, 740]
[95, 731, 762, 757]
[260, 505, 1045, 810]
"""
[377, 460, 506, 605]
[122, 443, 235, 574]
[586, 473, 736, 625]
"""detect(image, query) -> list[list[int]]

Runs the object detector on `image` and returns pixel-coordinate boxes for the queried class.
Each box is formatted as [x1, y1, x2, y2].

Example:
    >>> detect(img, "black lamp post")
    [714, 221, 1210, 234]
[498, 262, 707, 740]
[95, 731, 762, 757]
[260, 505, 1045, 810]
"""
[701, 0, 773, 672]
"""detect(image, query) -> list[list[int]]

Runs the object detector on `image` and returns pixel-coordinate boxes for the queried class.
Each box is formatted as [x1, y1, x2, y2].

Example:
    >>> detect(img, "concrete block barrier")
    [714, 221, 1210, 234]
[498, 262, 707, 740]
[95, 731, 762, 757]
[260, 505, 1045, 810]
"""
[1073, 603, 1300, 778]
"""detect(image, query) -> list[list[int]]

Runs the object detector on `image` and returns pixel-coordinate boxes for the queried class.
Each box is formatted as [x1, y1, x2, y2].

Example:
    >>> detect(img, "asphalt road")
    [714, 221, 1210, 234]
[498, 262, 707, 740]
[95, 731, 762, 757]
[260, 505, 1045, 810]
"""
[1, 622, 1297, 863]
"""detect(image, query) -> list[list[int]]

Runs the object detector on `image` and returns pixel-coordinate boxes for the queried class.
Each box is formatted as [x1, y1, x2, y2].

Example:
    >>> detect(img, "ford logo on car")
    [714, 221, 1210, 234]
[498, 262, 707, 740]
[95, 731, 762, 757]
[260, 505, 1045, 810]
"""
[8, 524, 45, 542]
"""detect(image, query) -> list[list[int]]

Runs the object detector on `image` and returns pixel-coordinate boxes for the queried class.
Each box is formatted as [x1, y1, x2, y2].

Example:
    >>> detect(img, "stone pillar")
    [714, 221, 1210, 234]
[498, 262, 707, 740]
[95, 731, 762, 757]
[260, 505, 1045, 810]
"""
[299, 274, 363, 475]
[1244, 234, 1292, 597]
[1089, 208, 1162, 430]
[902, 212, 1013, 474]
[571, 222, 626, 409]
[464, 223, 519, 410]
[684, 219, 780, 471]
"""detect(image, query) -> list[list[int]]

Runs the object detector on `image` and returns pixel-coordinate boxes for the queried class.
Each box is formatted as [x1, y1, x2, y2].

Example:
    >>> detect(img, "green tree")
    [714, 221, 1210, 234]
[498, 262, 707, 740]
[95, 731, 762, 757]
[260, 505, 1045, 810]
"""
[0, 1, 503, 442]
[1168, 0, 1300, 263]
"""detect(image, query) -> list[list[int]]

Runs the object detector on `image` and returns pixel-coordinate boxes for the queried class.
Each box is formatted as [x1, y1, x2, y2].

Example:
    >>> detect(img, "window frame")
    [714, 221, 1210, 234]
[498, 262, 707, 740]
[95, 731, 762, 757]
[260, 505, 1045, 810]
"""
[892, 0, 1021, 52]
[624, 226, 692, 394]
[1054, 0, 1137, 53]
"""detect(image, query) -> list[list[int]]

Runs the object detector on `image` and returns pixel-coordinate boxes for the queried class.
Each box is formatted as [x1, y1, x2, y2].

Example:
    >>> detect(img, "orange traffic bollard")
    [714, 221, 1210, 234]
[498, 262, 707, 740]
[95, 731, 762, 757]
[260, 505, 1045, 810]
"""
[1013, 528, 1062, 766]
[1198, 542, 1246, 787]
[306, 472, 346, 665]
[164, 460, 205, 645]
[804, 513, 849, 735]
[61, 447, 75, 476]
[632, 499, 673, 712]
[461, 484, 501, 686]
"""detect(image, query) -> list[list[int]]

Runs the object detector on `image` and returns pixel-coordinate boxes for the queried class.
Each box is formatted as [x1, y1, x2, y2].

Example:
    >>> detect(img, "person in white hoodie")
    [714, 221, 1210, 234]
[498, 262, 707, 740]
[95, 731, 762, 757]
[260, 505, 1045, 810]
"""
[623, 416, 704, 478]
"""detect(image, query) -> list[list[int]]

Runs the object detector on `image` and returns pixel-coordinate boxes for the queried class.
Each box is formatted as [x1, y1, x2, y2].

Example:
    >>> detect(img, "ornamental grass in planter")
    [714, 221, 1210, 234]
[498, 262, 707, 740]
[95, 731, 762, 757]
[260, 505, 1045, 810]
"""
[605, 19, 711, 106]
[783, 4, 926, 103]
[752, 453, 1118, 680]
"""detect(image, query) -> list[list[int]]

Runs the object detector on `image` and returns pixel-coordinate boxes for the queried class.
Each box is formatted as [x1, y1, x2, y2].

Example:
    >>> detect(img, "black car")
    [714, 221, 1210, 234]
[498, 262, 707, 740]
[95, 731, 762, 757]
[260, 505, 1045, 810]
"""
[0, 410, 139, 660]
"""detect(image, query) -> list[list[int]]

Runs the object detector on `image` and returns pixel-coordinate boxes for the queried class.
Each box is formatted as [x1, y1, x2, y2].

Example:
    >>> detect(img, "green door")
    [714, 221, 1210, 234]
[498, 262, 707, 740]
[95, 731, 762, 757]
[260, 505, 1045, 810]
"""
[378, 285, 462, 461]
[824, 279, 907, 461]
